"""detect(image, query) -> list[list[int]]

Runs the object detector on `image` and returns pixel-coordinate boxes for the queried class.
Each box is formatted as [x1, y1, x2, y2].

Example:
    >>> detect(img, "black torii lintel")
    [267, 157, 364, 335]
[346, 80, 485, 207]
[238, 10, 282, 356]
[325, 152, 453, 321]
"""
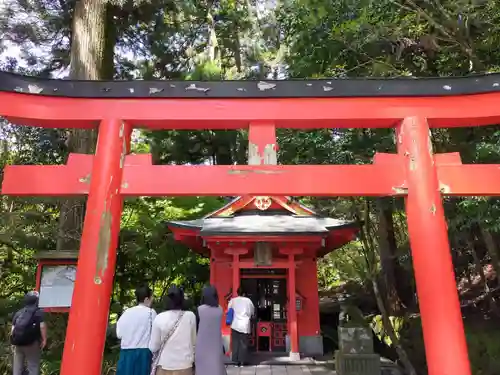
[1, 70, 500, 98]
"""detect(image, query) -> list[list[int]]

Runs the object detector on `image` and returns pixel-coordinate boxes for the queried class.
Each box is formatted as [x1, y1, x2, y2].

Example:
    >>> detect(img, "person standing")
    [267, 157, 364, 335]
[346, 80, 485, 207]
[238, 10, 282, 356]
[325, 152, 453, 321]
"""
[195, 285, 226, 375]
[11, 291, 47, 375]
[116, 286, 156, 375]
[149, 285, 197, 375]
[228, 287, 254, 367]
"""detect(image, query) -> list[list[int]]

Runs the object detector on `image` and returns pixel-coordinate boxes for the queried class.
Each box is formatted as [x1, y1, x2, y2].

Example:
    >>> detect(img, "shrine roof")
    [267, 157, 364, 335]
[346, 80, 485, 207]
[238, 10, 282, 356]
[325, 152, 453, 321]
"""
[2, 70, 500, 98]
[167, 212, 356, 236]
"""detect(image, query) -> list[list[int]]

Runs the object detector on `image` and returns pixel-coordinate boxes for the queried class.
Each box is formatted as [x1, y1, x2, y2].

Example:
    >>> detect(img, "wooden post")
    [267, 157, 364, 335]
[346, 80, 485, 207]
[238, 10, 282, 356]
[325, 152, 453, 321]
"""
[210, 250, 216, 286]
[232, 253, 240, 297]
[224, 248, 248, 359]
[224, 248, 248, 296]
[288, 253, 299, 360]
[280, 248, 302, 361]
[60, 119, 131, 375]
[398, 117, 471, 375]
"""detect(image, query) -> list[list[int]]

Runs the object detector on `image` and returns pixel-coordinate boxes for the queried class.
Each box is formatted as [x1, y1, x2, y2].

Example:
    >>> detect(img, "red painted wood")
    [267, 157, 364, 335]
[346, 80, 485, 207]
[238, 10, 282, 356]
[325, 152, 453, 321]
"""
[10, 152, 500, 197]
[60, 120, 131, 375]
[2, 153, 93, 195]
[1, 153, 151, 196]
[248, 122, 278, 157]
[240, 274, 287, 279]
[296, 260, 321, 338]
[232, 253, 241, 298]
[437, 165, 500, 196]
[236, 261, 296, 269]
[208, 196, 253, 217]
[287, 252, 299, 356]
[3, 91, 500, 129]
[210, 257, 216, 286]
[2, 163, 404, 197]
[279, 248, 304, 256]
[121, 164, 404, 196]
[206, 236, 324, 244]
[398, 117, 471, 375]
[374, 152, 500, 196]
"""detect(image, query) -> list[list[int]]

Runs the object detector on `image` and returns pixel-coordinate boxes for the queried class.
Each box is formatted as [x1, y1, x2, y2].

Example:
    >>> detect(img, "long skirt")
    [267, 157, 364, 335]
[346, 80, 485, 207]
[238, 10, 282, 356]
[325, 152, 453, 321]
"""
[116, 348, 152, 375]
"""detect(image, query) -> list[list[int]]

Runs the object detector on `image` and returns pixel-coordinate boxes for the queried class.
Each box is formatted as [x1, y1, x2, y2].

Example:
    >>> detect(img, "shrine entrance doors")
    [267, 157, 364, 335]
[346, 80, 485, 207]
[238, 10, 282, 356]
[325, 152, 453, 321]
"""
[240, 270, 288, 353]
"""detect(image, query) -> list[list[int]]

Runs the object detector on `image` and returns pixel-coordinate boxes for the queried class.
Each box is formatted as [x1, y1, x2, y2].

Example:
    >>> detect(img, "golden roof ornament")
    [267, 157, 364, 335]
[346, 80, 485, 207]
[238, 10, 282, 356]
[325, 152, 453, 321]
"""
[254, 196, 272, 211]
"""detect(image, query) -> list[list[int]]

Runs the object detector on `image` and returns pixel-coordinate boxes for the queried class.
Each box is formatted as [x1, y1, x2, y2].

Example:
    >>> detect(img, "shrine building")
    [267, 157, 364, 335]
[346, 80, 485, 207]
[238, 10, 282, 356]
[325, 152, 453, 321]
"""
[167, 195, 359, 359]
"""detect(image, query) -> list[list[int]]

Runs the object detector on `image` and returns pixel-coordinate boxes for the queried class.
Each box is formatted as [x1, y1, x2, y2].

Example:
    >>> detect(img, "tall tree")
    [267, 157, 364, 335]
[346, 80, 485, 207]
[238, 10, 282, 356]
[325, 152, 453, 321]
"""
[56, 0, 115, 251]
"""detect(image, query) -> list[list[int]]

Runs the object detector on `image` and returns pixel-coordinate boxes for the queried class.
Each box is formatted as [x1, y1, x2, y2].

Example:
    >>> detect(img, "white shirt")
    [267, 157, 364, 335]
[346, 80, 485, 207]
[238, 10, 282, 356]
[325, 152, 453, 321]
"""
[149, 310, 197, 370]
[116, 304, 157, 349]
[228, 296, 255, 334]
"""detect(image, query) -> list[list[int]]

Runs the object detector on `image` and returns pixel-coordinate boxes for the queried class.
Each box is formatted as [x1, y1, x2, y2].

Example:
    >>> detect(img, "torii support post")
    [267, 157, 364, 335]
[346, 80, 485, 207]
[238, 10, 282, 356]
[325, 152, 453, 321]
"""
[60, 119, 131, 375]
[398, 117, 470, 375]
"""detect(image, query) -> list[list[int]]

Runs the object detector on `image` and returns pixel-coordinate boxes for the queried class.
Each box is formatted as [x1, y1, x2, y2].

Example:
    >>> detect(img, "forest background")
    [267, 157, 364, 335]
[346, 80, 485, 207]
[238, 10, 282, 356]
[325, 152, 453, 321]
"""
[2, 0, 500, 374]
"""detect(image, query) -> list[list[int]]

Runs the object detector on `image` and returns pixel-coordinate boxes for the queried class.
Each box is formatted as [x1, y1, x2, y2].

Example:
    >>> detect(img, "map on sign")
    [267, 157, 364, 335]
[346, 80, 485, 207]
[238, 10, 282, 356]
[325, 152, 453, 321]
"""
[38, 265, 76, 308]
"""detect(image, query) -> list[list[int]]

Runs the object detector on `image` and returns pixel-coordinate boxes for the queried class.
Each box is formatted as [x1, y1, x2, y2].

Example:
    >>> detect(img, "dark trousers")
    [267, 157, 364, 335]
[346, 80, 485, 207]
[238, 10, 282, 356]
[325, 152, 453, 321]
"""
[12, 342, 41, 375]
[231, 329, 249, 365]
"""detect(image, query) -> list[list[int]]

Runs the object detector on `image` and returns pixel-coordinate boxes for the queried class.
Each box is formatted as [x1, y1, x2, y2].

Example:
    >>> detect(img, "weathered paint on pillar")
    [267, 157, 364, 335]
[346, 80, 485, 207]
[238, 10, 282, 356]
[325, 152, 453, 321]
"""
[60, 119, 131, 375]
[248, 122, 277, 165]
[398, 117, 471, 375]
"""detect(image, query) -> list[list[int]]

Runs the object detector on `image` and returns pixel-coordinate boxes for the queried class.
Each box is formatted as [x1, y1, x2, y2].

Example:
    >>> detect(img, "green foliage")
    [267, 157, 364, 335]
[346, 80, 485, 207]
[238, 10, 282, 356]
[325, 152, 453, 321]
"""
[466, 323, 500, 375]
[398, 317, 500, 375]
[318, 241, 378, 289]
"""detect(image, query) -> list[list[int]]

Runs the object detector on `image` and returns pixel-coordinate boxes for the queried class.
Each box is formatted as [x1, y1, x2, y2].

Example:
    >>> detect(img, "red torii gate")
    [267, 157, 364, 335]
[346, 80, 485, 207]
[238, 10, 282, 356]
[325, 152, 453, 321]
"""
[2, 71, 500, 375]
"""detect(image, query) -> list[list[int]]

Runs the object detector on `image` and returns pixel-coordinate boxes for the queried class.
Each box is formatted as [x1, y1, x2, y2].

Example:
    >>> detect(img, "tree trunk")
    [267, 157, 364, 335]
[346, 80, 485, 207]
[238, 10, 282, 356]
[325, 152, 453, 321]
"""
[56, 0, 115, 251]
[353, 199, 416, 375]
[206, 12, 219, 62]
[376, 197, 404, 314]
[480, 226, 500, 280]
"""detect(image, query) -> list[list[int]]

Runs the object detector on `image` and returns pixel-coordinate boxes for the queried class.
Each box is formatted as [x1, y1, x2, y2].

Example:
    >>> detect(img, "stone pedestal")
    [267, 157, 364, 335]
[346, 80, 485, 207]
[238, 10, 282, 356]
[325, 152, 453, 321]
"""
[336, 327, 380, 375]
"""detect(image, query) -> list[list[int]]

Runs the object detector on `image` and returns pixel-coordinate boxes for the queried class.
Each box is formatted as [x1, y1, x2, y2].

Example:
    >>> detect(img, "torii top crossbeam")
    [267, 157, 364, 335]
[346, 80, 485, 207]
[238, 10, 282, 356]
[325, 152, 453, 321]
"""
[2, 71, 500, 197]
[0, 70, 496, 375]
[2, 70, 500, 129]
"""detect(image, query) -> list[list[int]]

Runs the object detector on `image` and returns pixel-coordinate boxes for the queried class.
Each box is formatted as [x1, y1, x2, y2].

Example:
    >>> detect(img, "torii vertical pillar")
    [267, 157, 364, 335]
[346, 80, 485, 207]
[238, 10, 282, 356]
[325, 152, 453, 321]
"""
[60, 119, 131, 375]
[398, 117, 471, 375]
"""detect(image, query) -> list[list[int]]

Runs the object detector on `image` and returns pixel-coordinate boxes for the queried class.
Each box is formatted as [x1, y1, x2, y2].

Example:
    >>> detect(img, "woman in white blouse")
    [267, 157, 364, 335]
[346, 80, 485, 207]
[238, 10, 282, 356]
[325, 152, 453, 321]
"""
[149, 285, 197, 375]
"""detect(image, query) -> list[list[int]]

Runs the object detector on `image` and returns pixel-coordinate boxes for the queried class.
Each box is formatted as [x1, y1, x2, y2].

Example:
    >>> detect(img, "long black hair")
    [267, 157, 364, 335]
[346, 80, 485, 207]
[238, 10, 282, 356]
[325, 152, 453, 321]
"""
[164, 285, 185, 311]
[200, 285, 219, 307]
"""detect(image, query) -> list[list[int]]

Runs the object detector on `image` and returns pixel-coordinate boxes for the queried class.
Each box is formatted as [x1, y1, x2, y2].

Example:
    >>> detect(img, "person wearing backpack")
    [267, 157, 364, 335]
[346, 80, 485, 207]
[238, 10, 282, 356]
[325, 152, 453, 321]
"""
[11, 291, 47, 375]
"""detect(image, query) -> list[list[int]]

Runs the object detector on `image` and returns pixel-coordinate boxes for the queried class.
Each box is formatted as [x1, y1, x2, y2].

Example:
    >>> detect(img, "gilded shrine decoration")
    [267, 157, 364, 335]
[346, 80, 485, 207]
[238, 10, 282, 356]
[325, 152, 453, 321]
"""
[254, 196, 272, 210]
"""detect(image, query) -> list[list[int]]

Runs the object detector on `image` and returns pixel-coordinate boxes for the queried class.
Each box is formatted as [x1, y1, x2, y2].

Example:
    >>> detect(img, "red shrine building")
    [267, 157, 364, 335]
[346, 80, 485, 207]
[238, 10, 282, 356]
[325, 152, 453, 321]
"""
[168, 195, 359, 359]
